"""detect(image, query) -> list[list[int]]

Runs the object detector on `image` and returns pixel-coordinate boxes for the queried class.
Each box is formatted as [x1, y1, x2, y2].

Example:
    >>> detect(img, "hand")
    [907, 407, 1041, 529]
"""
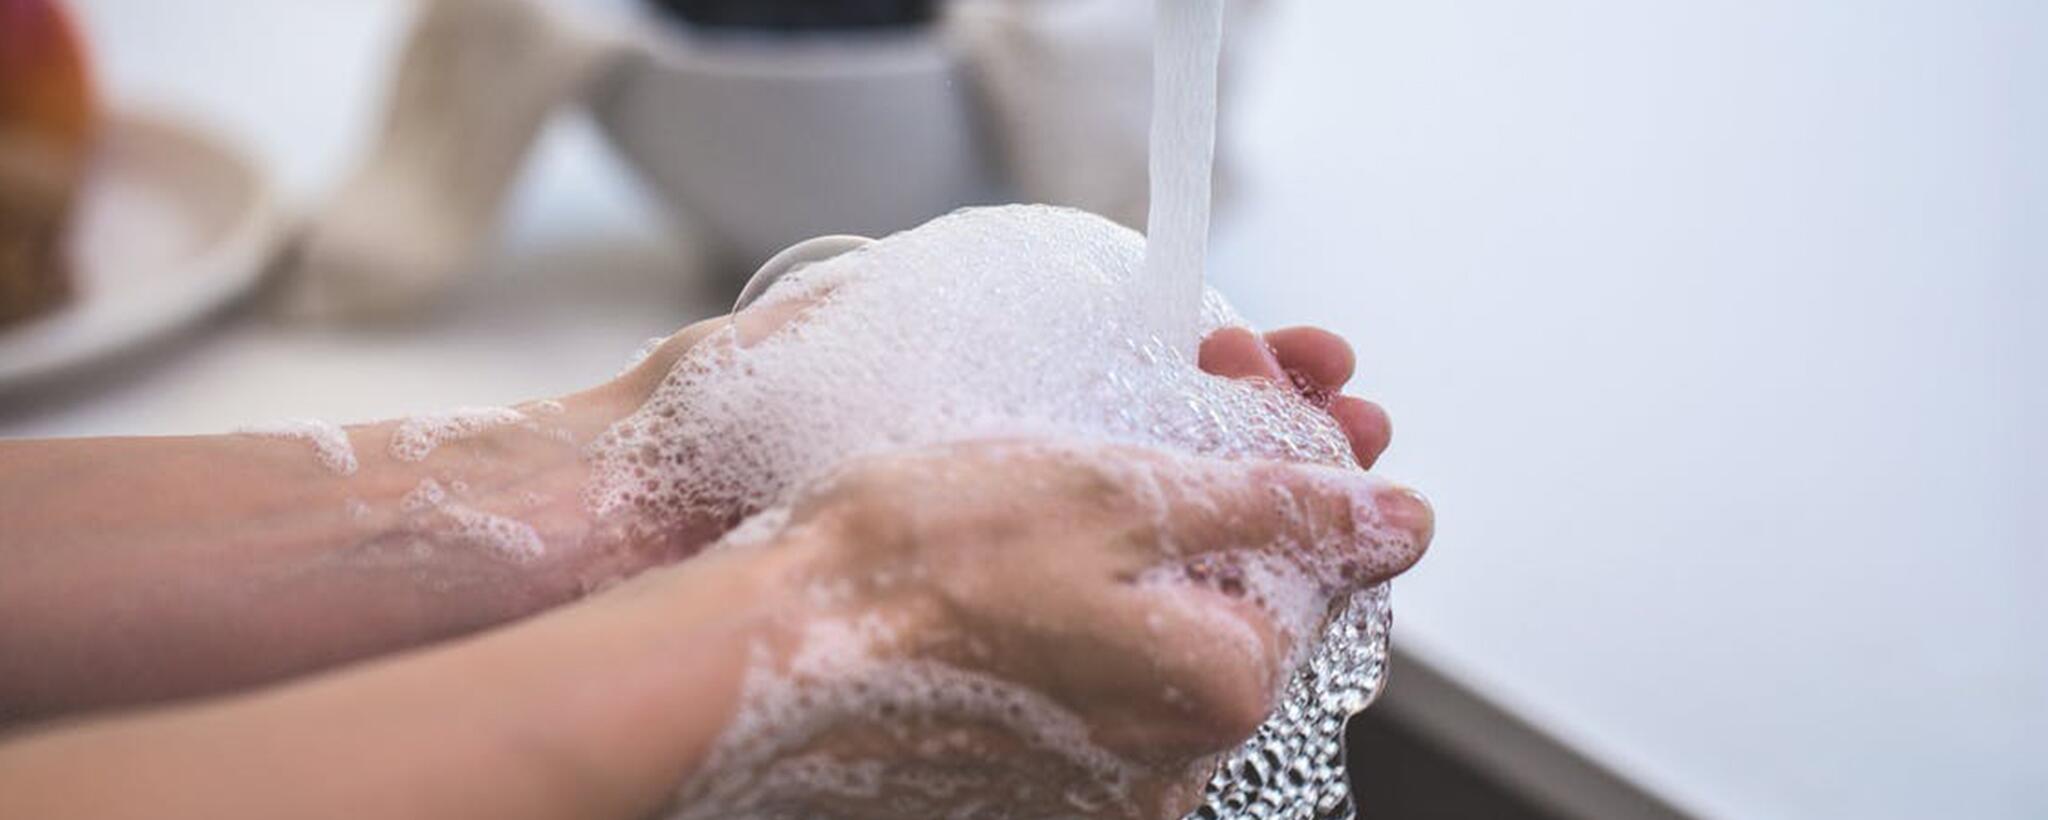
[0, 439, 1429, 820]
[0, 313, 1430, 820]
[1198, 324, 1392, 469]
[576, 303, 1402, 566]
[606, 309, 1391, 468]
[675, 439, 1431, 818]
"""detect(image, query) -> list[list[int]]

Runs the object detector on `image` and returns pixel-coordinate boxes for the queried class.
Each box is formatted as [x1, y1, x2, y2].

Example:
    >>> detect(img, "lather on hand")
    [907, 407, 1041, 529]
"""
[0, 301, 1428, 819]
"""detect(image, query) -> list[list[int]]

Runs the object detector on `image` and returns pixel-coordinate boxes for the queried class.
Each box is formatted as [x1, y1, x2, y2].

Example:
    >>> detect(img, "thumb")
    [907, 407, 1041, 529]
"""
[612, 286, 832, 396]
[1155, 456, 1433, 591]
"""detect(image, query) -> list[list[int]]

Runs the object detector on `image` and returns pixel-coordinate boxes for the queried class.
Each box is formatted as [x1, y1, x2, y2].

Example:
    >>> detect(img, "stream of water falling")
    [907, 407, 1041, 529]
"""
[1146, 3, 1391, 818]
[1143, 0, 1227, 355]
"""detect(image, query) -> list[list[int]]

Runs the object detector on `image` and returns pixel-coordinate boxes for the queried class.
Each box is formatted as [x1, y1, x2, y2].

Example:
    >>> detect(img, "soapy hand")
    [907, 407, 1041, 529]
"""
[607, 297, 1395, 474]
[0, 298, 1431, 820]
[611, 295, 1429, 817]
[1198, 324, 1393, 469]
[577, 285, 1406, 575]
[680, 437, 1430, 818]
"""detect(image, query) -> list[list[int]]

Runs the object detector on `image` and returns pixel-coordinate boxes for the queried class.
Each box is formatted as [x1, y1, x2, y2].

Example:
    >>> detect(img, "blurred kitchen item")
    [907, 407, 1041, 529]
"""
[0, 108, 283, 391]
[0, 0, 97, 328]
[949, 0, 1267, 232]
[951, 0, 1148, 232]
[592, 16, 1001, 275]
[278, 0, 625, 321]
[603, 0, 1269, 269]
[281, 0, 1270, 321]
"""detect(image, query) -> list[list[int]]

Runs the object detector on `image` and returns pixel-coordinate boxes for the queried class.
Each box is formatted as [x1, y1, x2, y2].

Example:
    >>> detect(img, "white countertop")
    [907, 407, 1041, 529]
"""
[10, 2, 2045, 818]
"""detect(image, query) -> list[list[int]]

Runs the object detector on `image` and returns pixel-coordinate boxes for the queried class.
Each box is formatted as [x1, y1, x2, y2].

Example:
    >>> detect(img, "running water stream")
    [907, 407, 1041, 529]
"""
[1143, 0, 1227, 354]
[1145, 2, 1388, 816]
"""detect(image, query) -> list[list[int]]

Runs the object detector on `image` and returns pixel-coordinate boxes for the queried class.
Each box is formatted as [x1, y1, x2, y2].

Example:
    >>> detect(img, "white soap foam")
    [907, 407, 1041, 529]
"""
[237, 418, 359, 476]
[395, 477, 545, 562]
[1144, 0, 1227, 353]
[590, 206, 1353, 532]
[589, 205, 1403, 818]
[400, 477, 448, 512]
[675, 615, 1144, 818]
[437, 501, 546, 562]
[389, 406, 528, 462]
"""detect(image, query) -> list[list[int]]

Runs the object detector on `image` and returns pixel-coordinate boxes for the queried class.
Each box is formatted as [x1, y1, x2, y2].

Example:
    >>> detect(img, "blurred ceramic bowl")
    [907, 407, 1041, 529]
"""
[591, 24, 1003, 270]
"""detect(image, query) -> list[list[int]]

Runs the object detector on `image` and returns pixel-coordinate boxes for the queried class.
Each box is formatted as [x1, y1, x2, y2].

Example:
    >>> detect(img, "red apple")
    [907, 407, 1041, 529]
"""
[0, 0, 97, 325]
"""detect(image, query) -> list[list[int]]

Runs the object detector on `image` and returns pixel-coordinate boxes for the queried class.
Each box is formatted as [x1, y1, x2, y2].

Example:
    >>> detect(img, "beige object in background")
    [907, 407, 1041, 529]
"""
[590, 21, 1001, 275]
[279, 0, 625, 320]
[282, 0, 1270, 322]
[943, 0, 1268, 231]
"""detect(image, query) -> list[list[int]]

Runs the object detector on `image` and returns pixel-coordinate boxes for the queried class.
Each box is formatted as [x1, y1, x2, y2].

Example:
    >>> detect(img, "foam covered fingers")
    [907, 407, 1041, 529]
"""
[1073, 448, 1431, 756]
[1155, 456, 1431, 591]
[1262, 326, 1355, 391]
[1196, 325, 1355, 390]
[1197, 325, 1393, 468]
[747, 441, 1432, 787]
[1198, 326, 1285, 382]
[1329, 395, 1392, 468]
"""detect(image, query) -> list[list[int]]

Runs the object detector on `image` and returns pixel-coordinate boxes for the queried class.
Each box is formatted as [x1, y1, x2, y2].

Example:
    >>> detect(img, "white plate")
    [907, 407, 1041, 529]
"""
[0, 108, 283, 391]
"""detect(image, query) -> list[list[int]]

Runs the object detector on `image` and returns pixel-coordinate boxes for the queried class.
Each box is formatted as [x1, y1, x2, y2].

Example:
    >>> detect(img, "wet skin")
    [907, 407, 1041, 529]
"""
[0, 305, 1431, 820]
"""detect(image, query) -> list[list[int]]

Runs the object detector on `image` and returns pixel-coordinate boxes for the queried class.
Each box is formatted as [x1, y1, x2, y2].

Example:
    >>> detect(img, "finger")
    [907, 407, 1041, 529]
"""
[733, 286, 830, 348]
[1148, 454, 1431, 589]
[609, 318, 723, 396]
[663, 316, 726, 356]
[1103, 450, 1429, 749]
[616, 286, 835, 390]
[1263, 326, 1355, 392]
[1198, 326, 1285, 382]
[1329, 395, 1392, 469]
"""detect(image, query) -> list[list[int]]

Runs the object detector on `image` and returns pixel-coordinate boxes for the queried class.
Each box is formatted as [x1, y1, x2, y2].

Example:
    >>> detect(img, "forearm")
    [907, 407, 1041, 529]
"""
[0, 542, 791, 820]
[0, 385, 703, 722]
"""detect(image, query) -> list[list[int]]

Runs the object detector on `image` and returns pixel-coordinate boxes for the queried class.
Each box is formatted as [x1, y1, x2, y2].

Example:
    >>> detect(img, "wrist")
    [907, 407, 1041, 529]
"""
[366, 316, 739, 617]
[325, 390, 644, 612]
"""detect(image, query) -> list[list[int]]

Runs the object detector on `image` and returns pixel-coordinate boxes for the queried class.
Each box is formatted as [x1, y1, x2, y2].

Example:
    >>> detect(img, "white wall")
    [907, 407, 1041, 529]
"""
[1212, 2, 2046, 817]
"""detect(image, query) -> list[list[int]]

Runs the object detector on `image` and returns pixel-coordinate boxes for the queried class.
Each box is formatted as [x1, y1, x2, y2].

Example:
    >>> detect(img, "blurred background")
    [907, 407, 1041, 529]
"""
[0, 1, 2042, 817]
